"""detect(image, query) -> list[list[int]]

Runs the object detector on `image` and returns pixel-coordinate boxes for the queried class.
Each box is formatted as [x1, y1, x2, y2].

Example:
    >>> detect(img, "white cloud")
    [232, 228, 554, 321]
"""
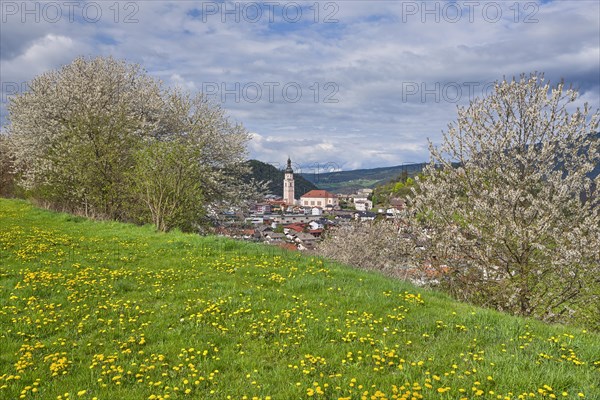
[169, 73, 198, 91]
[1, 0, 598, 168]
[1, 34, 80, 82]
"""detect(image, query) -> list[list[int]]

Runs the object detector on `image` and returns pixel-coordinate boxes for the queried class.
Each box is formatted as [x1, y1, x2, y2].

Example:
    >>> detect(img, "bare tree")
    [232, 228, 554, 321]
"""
[317, 219, 420, 279]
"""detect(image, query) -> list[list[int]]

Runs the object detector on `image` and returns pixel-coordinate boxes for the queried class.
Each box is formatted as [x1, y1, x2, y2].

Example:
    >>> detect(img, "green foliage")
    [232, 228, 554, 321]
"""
[0, 135, 15, 197]
[372, 172, 423, 207]
[0, 199, 598, 400]
[131, 140, 205, 232]
[46, 109, 140, 218]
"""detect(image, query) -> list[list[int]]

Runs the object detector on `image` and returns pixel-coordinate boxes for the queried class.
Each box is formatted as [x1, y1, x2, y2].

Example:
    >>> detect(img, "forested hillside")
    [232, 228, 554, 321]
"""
[244, 159, 319, 197]
[301, 163, 427, 193]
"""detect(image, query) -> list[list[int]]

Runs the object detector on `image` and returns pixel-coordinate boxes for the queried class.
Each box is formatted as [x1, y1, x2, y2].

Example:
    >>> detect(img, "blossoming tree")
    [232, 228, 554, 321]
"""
[412, 73, 599, 326]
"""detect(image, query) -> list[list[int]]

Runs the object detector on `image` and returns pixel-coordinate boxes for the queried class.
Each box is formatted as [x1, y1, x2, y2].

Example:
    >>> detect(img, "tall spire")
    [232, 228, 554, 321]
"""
[283, 157, 295, 204]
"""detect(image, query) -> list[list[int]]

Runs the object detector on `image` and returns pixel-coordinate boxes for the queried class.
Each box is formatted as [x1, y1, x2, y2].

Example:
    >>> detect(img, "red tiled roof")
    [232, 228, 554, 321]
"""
[301, 190, 336, 199]
[284, 224, 305, 232]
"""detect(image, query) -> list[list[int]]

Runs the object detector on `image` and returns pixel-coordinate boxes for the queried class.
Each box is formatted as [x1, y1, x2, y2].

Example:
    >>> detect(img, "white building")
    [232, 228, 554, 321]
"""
[300, 190, 339, 208]
[354, 199, 373, 211]
[309, 220, 324, 230]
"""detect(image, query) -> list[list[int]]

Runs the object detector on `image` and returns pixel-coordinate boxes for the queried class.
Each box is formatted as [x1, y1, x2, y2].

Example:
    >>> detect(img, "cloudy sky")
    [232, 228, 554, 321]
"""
[1, 0, 599, 170]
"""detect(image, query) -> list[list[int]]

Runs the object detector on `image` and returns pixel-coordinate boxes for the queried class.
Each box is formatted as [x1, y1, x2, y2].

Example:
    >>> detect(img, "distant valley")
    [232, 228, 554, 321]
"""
[245, 160, 428, 194]
[299, 163, 427, 193]
[248, 131, 599, 195]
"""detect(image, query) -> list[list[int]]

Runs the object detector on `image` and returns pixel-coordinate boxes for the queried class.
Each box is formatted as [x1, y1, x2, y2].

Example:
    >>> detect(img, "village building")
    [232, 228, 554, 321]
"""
[310, 207, 322, 215]
[354, 199, 373, 211]
[284, 223, 305, 234]
[308, 220, 324, 230]
[300, 189, 339, 208]
[272, 214, 322, 225]
[354, 211, 377, 221]
[254, 203, 272, 214]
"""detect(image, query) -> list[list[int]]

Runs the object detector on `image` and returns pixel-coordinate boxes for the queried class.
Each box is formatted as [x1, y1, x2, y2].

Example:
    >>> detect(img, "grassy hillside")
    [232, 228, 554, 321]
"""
[0, 199, 598, 400]
[300, 163, 427, 194]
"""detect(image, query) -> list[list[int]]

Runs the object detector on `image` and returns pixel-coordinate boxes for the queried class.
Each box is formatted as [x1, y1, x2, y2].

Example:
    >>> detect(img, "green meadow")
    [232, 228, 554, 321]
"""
[0, 199, 598, 400]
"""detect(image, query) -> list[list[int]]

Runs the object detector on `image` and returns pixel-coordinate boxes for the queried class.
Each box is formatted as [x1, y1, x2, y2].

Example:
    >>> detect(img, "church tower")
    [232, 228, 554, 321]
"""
[283, 157, 295, 205]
